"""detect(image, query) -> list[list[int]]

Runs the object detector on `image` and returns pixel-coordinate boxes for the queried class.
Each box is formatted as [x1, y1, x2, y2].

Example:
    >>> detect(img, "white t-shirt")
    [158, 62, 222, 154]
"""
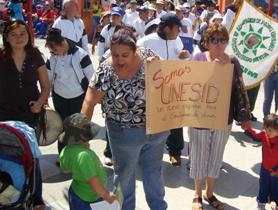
[155, 10, 167, 19]
[123, 9, 140, 26]
[134, 19, 146, 38]
[137, 33, 183, 60]
[200, 9, 219, 21]
[180, 17, 193, 38]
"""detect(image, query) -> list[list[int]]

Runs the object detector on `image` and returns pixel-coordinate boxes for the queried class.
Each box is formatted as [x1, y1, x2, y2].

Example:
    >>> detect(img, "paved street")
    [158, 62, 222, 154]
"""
[2, 38, 276, 210]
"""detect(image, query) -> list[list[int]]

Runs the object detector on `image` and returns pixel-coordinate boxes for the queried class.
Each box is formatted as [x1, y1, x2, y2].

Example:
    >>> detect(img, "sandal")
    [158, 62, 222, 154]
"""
[203, 195, 224, 210]
[192, 197, 203, 210]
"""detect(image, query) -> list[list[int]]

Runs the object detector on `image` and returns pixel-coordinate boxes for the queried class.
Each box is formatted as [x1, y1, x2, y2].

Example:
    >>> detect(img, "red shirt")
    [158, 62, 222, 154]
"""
[40, 9, 56, 23]
[247, 128, 278, 175]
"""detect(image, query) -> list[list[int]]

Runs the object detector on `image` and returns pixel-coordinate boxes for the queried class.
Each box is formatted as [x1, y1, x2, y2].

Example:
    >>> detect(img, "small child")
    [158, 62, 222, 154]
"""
[59, 113, 120, 210]
[243, 113, 278, 210]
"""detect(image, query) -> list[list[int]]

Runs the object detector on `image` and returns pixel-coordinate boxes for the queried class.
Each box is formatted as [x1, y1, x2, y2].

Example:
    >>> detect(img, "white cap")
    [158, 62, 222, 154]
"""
[145, 18, 160, 32]
[182, 2, 190, 8]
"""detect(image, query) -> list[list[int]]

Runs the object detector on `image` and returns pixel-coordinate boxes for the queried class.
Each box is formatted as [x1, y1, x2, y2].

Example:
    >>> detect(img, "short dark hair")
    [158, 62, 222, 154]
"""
[45, 28, 65, 48]
[203, 22, 229, 46]
[110, 26, 137, 52]
[263, 113, 278, 130]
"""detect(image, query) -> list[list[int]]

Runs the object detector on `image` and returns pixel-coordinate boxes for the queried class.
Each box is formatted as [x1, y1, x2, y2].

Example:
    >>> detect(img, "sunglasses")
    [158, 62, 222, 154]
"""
[209, 37, 228, 45]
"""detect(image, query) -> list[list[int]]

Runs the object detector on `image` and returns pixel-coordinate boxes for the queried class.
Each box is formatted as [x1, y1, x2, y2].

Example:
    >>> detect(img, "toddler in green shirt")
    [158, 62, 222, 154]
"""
[59, 113, 119, 210]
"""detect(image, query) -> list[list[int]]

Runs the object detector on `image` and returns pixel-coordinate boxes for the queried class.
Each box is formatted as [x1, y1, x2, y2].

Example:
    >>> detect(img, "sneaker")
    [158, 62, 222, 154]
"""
[251, 113, 257, 121]
[235, 121, 242, 126]
[103, 157, 113, 166]
[169, 155, 181, 166]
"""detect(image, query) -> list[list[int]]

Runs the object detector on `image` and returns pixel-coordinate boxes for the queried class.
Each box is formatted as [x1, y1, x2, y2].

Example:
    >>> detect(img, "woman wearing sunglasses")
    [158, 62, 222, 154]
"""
[189, 22, 250, 210]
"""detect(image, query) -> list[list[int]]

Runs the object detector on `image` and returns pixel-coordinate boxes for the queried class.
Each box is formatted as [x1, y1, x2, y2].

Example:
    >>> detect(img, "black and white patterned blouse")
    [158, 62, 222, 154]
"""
[89, 47, 156, 128]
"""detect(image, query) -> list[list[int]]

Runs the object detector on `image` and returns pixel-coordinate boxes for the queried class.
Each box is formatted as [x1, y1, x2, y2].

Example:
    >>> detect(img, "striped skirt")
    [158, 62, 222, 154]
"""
[188, 125, 232, 179]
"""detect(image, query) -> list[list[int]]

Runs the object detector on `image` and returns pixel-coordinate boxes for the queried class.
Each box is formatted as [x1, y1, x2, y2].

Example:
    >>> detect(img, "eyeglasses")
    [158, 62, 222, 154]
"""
[209, 37, 228, 45]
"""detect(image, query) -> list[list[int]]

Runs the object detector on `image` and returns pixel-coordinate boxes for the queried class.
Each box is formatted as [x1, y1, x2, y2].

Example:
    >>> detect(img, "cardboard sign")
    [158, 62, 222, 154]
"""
[145, 60, 234, 134]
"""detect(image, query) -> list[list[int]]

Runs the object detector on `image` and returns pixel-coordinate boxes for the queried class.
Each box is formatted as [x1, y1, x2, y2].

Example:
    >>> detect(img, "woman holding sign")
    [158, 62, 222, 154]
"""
[189, 23, 250, 210]
[81, 26, 169, 210]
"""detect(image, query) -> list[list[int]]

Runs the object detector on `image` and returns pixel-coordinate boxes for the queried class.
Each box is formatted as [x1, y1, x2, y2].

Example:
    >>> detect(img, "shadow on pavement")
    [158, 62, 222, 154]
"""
[231, 131, 262, 148]
[203, 201, 241, 210]
[215, 162, 258, 198]
[251, 162, 261, 176]
[44, 172, 72, 183]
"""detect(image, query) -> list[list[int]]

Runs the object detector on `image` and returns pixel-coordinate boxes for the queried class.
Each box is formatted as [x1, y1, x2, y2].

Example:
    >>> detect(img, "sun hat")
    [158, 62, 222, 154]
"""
[156, 0, 164, 5]
[148, 3, 156, 11]
[175, 5, 184, 11]
[59, 113, 99, 145]
[209, 13, 223, 23]
[100, 11, 111, 23]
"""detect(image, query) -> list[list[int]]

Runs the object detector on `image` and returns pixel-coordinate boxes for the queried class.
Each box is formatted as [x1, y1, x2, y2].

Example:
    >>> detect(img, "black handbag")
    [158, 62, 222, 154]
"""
[231, 59, 251, 122]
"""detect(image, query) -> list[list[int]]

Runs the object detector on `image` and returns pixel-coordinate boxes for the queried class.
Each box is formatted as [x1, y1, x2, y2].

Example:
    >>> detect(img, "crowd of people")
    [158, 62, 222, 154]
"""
[0, 0, 277, 210]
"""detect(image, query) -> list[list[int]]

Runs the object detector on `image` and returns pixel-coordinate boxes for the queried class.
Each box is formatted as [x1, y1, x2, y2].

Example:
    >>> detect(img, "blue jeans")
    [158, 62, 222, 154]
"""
[263, 72, 278, 116]
[257, 166, 278, 204]
[106, 120, 169, 210]
[69, 187, 91, 210]
[90, 16, 101, 42]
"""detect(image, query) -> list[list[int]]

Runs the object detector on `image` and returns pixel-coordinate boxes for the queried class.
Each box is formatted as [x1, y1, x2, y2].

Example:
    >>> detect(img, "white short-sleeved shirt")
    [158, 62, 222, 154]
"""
[137, 33, 183, 60]
[180, 17, 193, 38]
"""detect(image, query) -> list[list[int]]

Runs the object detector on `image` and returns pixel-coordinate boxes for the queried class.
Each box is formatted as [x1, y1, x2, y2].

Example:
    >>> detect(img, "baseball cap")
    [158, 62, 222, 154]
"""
[159, 13, 181, 28]
[130, 0, 137, 3]
[136, 5, 149, 13]
[111, 6, 124, 17]
[59, 113, 99, 145]
[183, 7, 191, 13]
[145, 17, 160, 31]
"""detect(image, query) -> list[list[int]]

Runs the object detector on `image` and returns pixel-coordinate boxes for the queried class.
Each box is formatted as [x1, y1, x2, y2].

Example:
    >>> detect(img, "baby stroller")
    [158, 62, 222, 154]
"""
[0, 121, 41, 210]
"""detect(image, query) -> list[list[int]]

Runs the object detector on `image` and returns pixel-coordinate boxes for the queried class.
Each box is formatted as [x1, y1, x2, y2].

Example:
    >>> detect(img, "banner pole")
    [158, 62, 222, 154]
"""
[268, 0, 274, 16]
[26, 0, 34, 44]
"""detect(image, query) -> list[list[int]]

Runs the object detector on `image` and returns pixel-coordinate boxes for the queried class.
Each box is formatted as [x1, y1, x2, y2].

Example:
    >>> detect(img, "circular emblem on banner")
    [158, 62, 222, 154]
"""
[231, 18, 276, 63]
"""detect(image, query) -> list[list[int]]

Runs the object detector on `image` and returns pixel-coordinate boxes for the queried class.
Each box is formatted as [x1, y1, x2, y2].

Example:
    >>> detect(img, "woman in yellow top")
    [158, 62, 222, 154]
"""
[90, 0, 102, 42]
